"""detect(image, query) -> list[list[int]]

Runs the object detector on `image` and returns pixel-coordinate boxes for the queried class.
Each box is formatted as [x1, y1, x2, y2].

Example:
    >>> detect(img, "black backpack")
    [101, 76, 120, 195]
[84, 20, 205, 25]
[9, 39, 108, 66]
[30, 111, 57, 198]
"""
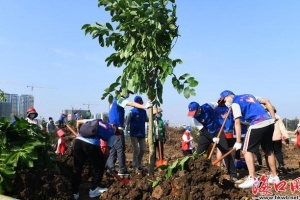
[80, 120, 99, 138]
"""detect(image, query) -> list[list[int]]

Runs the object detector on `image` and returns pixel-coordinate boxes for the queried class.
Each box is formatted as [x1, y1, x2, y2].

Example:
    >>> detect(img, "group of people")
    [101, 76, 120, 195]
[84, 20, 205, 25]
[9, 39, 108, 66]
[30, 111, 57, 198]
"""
[22, 89, 300, 199]
[187, 90, 293, 189]
[71, 89, 169, 199]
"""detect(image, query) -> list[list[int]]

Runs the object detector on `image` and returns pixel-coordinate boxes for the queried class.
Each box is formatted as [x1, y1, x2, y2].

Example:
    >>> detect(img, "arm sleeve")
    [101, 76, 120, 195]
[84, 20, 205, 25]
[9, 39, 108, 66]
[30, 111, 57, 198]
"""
[192, 118, 204, 131]
[182, 134, 188, 142]
[207, 102, 218, 109]
[117, 97, 129, 108]
[231, 103, 242, 119]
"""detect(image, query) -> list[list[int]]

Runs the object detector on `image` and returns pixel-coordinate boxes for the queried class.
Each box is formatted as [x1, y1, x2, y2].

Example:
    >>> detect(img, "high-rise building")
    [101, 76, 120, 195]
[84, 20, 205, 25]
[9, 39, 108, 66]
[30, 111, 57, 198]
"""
[0, 93, 34, 120]
[19, 94, 34, 118]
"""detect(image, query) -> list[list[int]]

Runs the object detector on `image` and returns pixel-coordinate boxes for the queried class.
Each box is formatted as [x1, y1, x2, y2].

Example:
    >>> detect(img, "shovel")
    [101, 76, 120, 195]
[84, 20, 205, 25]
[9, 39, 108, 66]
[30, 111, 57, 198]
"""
[65, 124, 78, 137]
[212, 148, 236, 165]
[208, 107, 232, 160]
[156, 140, 168, 167]
[107, 167, 129, 185]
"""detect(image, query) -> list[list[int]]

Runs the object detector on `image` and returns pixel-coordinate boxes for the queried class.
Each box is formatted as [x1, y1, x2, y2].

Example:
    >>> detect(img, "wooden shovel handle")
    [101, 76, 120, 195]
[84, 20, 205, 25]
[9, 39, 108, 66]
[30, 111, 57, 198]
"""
[65, 124, 77, 137]
[208, 107, 232, 160]
[212, 148, 236, 165]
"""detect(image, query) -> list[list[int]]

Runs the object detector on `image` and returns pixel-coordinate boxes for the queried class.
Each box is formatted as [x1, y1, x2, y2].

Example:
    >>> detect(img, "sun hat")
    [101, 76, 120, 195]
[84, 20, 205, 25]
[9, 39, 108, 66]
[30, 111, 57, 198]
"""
[153, 107, 163, 115]
[187, 102, 200, 117]
[57, 129, 65, 137]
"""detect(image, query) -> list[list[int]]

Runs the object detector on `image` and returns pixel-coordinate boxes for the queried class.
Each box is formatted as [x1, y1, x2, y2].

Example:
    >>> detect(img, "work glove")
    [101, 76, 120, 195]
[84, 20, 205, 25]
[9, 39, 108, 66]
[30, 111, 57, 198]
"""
[145, 101, 153, 109]
[212, 137, 219, 144]
[233, 142, 242, 150]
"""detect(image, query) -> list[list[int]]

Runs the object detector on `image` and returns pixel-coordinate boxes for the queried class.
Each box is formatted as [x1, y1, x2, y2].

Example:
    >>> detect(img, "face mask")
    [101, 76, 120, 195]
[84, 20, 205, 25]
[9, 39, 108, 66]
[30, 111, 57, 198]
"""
[225, 102, 232, 108]
[194, 111, 201, 117]
[156, 113, 162, 118]
[29, 113, 35, 119]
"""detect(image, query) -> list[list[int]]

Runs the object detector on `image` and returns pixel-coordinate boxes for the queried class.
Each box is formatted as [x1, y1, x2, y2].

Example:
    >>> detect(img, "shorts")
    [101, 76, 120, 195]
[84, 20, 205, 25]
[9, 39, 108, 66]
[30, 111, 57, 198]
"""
[242, 124, 274, 154]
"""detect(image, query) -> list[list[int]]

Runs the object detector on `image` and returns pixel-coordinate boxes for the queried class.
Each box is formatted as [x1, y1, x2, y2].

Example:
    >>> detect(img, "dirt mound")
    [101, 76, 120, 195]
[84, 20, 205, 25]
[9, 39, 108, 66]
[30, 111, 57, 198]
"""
[101, 155, 253, 200]
[5, 126, 300, 199]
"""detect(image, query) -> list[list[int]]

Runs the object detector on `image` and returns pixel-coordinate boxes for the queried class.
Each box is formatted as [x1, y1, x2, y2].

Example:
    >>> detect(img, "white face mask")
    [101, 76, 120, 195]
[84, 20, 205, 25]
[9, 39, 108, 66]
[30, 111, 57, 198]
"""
[225, 102, 232, 108]
[29, 113, 36, 119]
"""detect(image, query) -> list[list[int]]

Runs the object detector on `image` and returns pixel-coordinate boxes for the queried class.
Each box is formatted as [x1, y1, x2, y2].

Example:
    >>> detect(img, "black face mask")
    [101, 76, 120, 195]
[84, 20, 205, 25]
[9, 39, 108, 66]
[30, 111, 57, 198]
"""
[194, 111, 201, 117]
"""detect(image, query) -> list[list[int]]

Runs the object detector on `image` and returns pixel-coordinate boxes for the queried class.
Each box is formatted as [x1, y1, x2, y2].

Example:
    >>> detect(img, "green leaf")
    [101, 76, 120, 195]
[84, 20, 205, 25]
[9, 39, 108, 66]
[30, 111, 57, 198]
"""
[184, 87, 190, 98]
[178, 73, 190, 80]
[106, 22, 114, 31]
[179, 156, 190, 170]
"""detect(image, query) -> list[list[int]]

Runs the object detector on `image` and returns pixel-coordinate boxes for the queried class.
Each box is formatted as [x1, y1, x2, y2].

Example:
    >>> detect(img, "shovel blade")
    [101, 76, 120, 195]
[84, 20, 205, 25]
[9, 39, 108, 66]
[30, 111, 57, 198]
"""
[156, 159, 168, 167]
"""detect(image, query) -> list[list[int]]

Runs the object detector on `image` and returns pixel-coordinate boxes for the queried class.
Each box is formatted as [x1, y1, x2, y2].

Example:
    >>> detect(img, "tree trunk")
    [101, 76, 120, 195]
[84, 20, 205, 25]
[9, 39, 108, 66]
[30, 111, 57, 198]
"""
[148, 106, 155, 175]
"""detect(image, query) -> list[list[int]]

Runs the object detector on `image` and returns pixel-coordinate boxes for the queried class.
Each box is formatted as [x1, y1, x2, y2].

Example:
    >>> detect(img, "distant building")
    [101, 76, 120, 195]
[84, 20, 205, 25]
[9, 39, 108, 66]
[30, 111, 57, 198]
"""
[0, 93, 33, 120]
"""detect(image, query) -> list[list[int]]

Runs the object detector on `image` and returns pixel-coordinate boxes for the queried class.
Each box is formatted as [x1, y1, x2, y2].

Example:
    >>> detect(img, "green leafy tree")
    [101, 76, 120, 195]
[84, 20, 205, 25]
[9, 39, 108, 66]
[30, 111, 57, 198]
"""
[0, 89, 6, 102]
[83, 0, 198, 175]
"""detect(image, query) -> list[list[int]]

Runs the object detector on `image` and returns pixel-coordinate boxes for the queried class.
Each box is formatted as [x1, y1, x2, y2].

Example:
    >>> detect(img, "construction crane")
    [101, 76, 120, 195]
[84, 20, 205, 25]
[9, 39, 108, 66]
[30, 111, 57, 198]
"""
[27, 84, 56, 95]
[82, 103, 101, 110]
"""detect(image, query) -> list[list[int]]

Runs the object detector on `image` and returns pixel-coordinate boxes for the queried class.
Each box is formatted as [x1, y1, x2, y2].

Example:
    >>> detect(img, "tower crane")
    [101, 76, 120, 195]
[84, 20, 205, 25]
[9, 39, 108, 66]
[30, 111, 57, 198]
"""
[27, 84, 56, 95]
[82, 103, 102, 110]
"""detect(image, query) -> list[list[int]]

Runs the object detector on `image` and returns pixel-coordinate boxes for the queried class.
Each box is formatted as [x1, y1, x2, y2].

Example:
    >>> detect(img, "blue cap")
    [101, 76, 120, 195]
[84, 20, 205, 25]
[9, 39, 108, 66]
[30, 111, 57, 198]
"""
[187, 102, 200, 117]
[134, 95, 143, 104]
[220, 90, 234, 99]
[186, 126, 192, 131]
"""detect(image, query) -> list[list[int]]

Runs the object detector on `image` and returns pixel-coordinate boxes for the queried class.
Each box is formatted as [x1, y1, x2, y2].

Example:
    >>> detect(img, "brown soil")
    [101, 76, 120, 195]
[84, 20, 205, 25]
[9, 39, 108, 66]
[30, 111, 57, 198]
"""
[5, 127, 300, 199]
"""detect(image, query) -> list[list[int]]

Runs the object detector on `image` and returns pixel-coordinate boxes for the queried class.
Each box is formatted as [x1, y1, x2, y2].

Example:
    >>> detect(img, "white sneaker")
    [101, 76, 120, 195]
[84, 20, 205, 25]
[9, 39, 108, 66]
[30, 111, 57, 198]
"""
[89, 187, 108, 198]
[73, 193, 79, 200]
[238, 175, 258, 189]
[268, 175, 280, 184]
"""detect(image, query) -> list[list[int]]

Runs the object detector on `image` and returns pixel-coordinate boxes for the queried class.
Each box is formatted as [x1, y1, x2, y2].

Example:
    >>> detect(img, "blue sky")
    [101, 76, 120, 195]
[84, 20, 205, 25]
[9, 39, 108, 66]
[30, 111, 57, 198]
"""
[1, 1, 299, 126]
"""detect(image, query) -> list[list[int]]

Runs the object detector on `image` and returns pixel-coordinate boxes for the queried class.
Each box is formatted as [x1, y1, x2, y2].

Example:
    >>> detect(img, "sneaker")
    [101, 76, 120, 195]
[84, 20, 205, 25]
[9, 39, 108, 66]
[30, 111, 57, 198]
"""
[268, 175, 280, 184]
[106, 169, 117, 176]
[89, 187, 108, 198]
[73, 193, 79, 200]
[118, 170, 130, 176]
[231, 177, 243, 184]
[238, 175, 258, 189]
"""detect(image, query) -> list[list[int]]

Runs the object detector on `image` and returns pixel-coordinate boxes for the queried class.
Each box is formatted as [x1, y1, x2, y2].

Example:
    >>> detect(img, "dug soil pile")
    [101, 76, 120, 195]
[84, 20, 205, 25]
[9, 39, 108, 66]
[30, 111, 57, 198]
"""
[5, 126, 300, 199]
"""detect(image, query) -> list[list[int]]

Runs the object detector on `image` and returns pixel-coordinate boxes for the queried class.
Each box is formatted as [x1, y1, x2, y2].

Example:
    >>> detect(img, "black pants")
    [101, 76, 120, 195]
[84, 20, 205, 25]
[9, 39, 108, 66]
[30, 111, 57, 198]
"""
[197, 130, 237, 178]
[72, 139, 105, 194]
[273, 140, 284, 166]
[182, 150, 193, 156]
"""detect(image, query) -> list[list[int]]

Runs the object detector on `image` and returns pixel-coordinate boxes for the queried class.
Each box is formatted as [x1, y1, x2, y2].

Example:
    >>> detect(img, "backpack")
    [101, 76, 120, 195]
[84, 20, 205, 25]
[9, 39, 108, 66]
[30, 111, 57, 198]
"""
[80, 120, 99, 138]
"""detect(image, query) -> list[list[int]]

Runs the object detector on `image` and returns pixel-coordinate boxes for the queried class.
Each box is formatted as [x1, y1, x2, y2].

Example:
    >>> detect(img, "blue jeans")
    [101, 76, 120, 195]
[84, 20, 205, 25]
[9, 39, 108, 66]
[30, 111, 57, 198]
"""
[106, 134, 127, 172]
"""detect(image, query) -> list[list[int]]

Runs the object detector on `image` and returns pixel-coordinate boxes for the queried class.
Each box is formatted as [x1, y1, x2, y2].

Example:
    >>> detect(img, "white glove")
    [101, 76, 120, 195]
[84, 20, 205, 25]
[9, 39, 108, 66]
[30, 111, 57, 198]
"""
[145, 101, 153, 109]
[212, 137, 219, 144]
[233, 142, 242, 150]
[55, 150, 58, 154]
[189, 137, 193, 141]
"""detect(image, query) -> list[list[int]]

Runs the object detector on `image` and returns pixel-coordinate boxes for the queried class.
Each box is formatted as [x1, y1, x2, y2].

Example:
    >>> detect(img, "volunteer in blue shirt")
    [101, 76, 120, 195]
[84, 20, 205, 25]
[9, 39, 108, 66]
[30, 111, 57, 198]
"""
[72, 119, 116, 200]
[125, 96, 148, 173]
[219, 90, 279, 189]
[187, 101, 238, 182]
[107, 89, 152, 176]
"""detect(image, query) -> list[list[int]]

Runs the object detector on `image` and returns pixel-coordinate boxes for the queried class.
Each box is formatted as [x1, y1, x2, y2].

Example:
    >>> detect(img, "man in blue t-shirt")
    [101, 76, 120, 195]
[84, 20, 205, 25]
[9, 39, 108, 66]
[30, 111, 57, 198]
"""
[220, 90, 279, 189]
[187, 101, 238, 182]
[125, 96, 148, 173]
[106, 89, 152, 176]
